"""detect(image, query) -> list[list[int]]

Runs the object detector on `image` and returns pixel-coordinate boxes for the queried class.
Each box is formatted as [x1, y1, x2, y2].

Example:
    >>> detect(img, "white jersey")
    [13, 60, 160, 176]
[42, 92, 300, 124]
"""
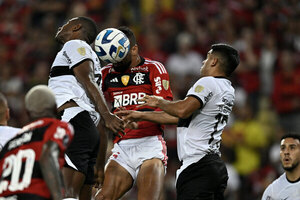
[262, 173, 300, 200]
[0, 126, 21, 151]
[48, 39, 101, 124]
[176, 76, 234, 180]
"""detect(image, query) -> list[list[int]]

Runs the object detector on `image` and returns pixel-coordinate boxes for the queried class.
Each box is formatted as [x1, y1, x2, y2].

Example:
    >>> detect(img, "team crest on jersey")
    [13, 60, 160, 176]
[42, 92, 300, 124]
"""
[195, 85, 204, 93]
[77, 47, 86, 56]
[162, 80, 169, 90]
[133, 73, 145, 84]
[121, 75, 130, 86]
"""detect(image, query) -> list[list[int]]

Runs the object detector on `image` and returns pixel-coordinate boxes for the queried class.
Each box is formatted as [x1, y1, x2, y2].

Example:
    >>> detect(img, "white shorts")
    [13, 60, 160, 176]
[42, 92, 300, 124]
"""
[107, 135, 168, 180]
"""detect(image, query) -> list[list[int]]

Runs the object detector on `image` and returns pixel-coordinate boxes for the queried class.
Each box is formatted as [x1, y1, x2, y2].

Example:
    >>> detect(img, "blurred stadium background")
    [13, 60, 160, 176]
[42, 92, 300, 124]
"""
[1, 0, 300, 199]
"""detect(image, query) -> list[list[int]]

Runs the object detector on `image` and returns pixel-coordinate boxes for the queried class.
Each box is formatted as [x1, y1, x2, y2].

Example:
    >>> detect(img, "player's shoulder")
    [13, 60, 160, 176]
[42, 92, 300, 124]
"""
[101, 63, 114, 73]
[63, 39, 91, 50]
[143, 58, 167, 74]
[47, 118, 74, 135]
[196, 76, 216, 85]
[263, 174, 285, 197]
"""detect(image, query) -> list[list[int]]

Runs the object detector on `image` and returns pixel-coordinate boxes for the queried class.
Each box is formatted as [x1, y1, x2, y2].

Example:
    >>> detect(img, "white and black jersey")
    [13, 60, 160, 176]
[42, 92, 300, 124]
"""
[0, 126, 21, 151]
[176, 76, 234, 180]
[262, 173, 300, 200]
[48, 39, 101, 124]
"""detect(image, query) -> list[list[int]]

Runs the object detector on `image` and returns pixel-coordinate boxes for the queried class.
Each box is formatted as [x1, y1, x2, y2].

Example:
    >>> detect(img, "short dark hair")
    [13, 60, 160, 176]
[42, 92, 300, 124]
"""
[211, 43, 239, 76]
[77, 16, 98, 44]
[281, 133, 300, 142]
[118, 26, 136, 49]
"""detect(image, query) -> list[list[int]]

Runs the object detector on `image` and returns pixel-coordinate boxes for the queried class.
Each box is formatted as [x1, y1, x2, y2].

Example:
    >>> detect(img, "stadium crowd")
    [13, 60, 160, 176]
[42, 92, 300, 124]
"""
[1, 0, 300, 199]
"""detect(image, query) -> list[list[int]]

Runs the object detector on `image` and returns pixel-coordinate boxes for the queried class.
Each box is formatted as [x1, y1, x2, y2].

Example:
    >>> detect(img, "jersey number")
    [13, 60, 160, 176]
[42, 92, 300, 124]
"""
[208, 113, 228, 144]
[0, 149, 35, 193]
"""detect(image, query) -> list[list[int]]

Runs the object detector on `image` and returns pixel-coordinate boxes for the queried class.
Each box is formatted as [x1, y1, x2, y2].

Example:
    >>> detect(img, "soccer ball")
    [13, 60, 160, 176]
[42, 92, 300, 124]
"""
[94, 28, 130, 63]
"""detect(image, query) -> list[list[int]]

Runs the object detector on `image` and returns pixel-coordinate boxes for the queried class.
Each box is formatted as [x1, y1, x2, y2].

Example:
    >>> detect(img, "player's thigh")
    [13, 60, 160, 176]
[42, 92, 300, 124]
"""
[136, 158, 165, 200]
[98, 160, 133, 200]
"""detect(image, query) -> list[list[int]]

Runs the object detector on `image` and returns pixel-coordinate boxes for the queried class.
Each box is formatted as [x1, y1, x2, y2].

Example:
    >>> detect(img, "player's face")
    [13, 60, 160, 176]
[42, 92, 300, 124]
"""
[200, 50, 213, 76]
[280, 138, 300, 171]
[113, 48, 132, 73]
[55, 18, 78, 44]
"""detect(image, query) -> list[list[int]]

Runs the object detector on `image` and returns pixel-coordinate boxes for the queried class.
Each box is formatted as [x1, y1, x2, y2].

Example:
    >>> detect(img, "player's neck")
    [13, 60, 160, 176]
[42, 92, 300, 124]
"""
[286, 166, 300, 182]
[130, 55, 141, 68]
[0, 120, 7, 126]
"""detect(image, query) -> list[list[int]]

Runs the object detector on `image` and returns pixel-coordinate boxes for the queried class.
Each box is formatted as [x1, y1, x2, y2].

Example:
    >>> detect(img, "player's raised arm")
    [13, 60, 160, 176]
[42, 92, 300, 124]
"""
[138, 95, 202, 119]
[73, 60, 124, 133]
[116, 110, 178, 125]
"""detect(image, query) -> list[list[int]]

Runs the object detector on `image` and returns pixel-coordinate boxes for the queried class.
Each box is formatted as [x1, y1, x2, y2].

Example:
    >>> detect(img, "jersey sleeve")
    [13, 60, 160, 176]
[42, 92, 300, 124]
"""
[150, 62, 173, 101]
[63, 40, 94, 69]
[44, 121, 74, 153]
[261, 184, 274, 200]
[187, 77, 215, 107]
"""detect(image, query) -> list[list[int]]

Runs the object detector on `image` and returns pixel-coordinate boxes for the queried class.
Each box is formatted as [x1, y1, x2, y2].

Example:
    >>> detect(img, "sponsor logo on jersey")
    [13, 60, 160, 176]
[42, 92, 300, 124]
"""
[110, 78, 118, 82]
[154, 77, 162, 94]
[121, 75, 130, 86]
[113, 92, 146, 107]
[63, 51, 72, 64]
[133, 73, 145, 85]
[194, 85, 204, 93]
[130, 66, 148, 71]
[8, 131, 33, 150]
[77, 47, 86, 56]
[162, 80, 169, 90]
[204, 92, 213, 103]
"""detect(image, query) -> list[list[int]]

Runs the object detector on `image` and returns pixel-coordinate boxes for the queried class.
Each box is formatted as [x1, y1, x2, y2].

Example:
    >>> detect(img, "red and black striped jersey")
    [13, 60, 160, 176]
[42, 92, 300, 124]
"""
[101, 57, 173, 142]
[0, 118, 74, 199]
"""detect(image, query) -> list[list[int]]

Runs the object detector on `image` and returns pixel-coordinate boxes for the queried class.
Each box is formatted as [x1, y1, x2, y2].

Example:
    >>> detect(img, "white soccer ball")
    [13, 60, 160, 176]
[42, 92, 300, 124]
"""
[94, 28, 130, 63]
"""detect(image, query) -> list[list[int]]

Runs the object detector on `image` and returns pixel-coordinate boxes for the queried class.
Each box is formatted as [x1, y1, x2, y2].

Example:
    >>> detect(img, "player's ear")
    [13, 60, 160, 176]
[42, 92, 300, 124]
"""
[131, 44, 138, 56]
[72, 24, 82, 32]
[211, 57, 218, 66]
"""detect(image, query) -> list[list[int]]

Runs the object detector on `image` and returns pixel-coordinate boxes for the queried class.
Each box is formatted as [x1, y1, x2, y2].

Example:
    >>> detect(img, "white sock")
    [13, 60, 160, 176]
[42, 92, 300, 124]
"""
[63, 198, 78, 200]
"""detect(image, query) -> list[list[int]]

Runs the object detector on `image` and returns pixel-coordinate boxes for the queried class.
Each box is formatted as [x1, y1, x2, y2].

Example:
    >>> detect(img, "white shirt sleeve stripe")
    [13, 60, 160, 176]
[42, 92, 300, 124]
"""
[145, 60, 167, 74]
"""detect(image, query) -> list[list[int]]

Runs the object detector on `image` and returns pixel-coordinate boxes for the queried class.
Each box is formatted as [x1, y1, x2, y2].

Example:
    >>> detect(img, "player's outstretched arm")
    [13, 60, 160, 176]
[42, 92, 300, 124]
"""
[116, 110, 178, 125]
[73, 61, 125, 133]
[40, 141, 64, 200]
[138, 95, 202, 119]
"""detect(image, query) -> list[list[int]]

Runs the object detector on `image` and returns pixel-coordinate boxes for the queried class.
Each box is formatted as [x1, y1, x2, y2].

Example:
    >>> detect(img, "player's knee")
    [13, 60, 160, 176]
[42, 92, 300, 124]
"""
[64, 188, 80, 199]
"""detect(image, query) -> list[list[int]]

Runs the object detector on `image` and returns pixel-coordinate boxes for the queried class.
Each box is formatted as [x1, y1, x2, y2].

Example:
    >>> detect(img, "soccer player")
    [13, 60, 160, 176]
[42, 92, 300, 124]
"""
[0, 85, 74, 200]
[262, 134, 300, 199]
[95, 26, 173, 200]
[117, 44, 240, 199]
[48, 16, 124, 200]
[0, 92, 21, 151]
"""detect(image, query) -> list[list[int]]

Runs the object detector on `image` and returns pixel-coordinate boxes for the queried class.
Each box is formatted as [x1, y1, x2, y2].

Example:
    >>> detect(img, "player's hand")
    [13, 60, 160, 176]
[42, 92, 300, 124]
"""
[115, 110, 142, 122]
[102, 112, 125, 133]
[115, 108, 139, 129]
[137, 95, 163, 108]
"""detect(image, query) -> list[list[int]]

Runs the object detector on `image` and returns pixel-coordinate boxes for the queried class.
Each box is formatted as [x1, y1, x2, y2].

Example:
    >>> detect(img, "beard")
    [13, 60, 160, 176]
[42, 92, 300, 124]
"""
[283, 161, 299, 172]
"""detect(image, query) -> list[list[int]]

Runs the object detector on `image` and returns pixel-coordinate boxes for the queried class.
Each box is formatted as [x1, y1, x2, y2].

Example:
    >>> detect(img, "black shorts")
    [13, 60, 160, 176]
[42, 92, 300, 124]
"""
[176, 153, 228, 200]
[65, 111, 100, 184]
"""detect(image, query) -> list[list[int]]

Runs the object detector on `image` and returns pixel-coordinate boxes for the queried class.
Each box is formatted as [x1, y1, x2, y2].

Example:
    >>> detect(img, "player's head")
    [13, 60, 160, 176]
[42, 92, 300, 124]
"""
[0, 93, 9, 125]
[280, 133, 300, 172]
[113, 26, 138, 72]
[56, 16, 98, 45]
[200, 43, 239, 77]
[25, 85, 57, 121]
